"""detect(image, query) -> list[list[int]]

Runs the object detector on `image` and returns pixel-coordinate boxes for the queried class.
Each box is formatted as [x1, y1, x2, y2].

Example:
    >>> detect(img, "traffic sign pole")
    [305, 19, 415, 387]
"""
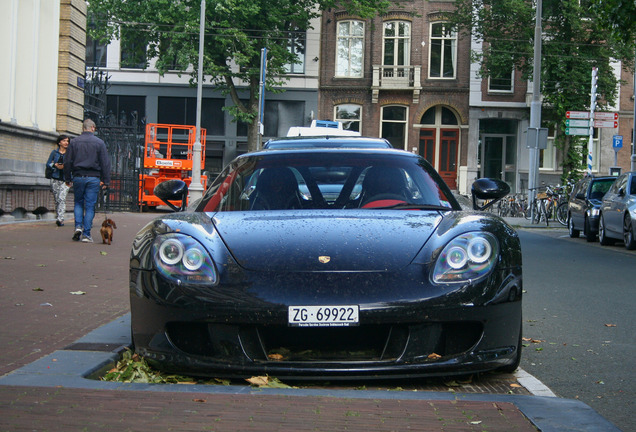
[588, 68, 598, 175]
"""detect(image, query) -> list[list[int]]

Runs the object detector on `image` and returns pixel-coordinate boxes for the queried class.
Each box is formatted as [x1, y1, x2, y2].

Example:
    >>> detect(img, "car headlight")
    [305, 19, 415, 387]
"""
[152, 234, 218, 285]
[432, 232, 499, 284]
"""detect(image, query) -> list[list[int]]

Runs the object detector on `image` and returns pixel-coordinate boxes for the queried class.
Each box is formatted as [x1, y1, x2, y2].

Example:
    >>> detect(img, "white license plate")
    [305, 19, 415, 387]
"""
[288, 305, 359, 327]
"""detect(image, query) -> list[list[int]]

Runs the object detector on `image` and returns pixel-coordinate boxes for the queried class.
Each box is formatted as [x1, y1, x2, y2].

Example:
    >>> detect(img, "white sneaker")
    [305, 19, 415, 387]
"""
[81, 235, 94, 243]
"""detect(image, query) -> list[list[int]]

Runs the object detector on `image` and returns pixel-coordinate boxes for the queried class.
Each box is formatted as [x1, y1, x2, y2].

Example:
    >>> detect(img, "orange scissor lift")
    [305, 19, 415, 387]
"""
[140, 123, 207, 209]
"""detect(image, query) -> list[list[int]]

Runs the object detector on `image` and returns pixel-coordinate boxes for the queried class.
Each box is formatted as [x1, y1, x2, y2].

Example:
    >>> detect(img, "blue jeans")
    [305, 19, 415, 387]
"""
[73, 177, 101, 237]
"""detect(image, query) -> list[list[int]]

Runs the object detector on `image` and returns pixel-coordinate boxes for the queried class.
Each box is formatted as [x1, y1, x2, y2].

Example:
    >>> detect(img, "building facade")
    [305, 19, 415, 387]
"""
[319, 2, 471, 192]
[318, 2, 635, 195]
[89, 18, 322, 176]
[0, 0, 85, 220]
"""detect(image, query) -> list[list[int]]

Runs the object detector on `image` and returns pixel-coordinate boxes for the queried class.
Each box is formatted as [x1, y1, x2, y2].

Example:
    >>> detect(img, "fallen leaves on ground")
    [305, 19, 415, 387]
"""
[246, 375, 292, 388]
[102, 349, 195, 384]
[69, 291, 86, 295]
[604, 324, 617, 327]
[101, 349, 234, 385]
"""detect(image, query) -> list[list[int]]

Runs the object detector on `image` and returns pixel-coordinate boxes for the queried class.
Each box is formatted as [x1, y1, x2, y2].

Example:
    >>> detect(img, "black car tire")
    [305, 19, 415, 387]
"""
[598, 214, 615, 246]
[624, 215, 636, 250]
[584, 217, 596, 242]
[568, 214, 580, 238]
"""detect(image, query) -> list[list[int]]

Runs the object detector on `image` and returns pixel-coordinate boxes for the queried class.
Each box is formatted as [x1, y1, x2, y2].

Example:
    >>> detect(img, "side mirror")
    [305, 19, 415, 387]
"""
[471, 178, 510, 211]
[154, 180, 188, 212]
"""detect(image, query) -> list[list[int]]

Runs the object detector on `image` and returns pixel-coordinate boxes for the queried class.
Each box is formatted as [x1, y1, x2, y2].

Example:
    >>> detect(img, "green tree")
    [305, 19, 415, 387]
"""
[590, 0, 636, 45]
[88, 0, 390, 152]
[444, 0, 634, 181]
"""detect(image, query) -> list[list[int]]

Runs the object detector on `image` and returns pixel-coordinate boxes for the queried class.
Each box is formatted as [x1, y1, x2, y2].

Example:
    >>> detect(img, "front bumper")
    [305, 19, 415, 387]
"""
[130, 271, 522, 379]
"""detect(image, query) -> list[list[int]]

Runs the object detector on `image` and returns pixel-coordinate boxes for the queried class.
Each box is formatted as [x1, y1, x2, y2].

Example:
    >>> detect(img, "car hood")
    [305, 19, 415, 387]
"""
[211, 210, 443, 272]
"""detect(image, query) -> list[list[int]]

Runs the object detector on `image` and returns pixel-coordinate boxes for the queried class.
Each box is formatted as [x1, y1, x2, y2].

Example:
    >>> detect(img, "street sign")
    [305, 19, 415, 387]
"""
[594, 112, 618, 120]
[565, 127, 590, 136]
[593, 120, 618, 128]
[565, 119, 590, 127]
[613, 135, 623, 148]
[566, 111, 589, 119]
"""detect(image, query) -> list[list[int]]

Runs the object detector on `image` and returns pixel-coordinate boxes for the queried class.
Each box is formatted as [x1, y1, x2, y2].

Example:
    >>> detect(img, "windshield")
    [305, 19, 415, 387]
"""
[197, 151, 459, 212]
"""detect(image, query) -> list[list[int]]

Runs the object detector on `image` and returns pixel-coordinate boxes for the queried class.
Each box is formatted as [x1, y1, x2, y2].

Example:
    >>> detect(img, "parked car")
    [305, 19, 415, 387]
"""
[599, 171, 636, 249]
[567, 176, 617, 241]
[130, 144, 522, 379]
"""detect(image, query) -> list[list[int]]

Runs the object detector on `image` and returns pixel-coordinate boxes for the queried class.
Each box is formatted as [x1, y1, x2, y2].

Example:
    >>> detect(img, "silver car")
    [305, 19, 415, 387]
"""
[599, 171, 636, 250]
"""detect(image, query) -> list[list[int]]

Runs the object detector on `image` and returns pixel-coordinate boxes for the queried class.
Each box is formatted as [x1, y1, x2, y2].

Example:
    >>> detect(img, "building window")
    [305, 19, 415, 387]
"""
[429, 22, 456, 79]
[383, 21, 410, 67]
[381, 105, 408, 149]
[488, 69, 514, 92]
[86, 15, 107, 68]
[284, 31, 306, 74]
[334, 104, 362, 133]
[539, 127, 557, 170]
[105, 95, 146, 127]
[336, 20, 364, 77]
[158, 97, 225, 136]
[120, 28, 148, 69]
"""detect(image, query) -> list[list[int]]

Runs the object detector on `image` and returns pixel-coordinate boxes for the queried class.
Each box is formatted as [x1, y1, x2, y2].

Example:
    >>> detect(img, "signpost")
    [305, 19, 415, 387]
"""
[565, 111, 618, 135]
[565, 119, 590, 127]
[566, 111, 590, 119]
[594, 120, 618, 128]
[565, 127, 591, 136]
[612, 135, 623, 170]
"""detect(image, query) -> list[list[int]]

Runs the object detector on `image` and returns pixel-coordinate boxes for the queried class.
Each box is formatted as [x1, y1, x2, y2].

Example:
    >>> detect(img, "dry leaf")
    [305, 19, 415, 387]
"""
[268, 353, 284, 361]
[246, 376, 269, 386]
[69, 291, 86, 295]
[193, 398, 207, 403]
[427, 353, 442, 360]
[510, 383, 521, 388]
[604, 324, 616, 327]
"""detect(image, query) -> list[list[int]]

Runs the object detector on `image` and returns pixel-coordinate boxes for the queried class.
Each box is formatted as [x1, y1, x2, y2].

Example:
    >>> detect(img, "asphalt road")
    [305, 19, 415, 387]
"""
[518, 227, 635, 432]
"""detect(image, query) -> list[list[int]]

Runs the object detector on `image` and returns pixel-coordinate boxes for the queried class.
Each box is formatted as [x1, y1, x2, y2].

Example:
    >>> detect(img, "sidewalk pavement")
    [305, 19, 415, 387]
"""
[0, 212, 617, 432]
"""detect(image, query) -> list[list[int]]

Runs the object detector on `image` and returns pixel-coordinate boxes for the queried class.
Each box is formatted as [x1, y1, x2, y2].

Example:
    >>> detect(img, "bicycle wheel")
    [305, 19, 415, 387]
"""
[532, 200, 541, 224]
[556, 202, 568, 226]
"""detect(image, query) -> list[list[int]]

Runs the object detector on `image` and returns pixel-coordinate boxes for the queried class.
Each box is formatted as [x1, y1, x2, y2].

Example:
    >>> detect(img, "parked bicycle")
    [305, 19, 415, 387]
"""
[497, 193, 527, 218]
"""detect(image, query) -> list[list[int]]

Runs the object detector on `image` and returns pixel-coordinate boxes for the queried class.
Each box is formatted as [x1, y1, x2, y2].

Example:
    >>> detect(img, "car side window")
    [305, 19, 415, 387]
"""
[615, 175, 627, 195]
[629, 175, 636, 195]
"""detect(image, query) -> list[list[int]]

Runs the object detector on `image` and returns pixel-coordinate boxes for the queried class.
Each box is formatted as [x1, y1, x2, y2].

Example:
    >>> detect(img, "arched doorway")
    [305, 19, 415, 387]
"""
[418, 106, 460, 190]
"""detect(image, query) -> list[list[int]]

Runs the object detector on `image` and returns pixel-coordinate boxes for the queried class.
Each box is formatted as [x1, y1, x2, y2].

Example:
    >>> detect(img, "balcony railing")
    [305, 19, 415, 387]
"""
[372, 65, 422, 103]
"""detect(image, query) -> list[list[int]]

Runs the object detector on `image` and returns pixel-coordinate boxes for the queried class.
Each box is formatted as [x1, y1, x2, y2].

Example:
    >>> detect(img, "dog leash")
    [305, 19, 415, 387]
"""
[99, 186, 110, 222]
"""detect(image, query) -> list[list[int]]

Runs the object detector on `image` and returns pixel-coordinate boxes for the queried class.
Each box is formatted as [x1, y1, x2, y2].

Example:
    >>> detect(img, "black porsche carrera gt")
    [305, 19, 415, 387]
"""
[129, 144, 522, 379]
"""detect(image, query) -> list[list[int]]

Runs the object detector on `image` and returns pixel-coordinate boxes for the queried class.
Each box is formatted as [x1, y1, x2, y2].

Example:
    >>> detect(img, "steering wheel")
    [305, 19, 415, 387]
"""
[361, 193, 408, 208]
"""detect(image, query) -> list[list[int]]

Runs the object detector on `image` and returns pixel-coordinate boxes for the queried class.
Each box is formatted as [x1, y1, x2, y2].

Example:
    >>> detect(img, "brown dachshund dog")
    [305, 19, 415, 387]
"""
[100, 218, 117, 245]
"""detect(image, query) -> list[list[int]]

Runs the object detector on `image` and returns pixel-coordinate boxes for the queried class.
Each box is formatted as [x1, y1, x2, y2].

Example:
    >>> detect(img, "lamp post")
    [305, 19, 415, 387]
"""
[189, 0, 206, 204]
[527, 0, 543, 221]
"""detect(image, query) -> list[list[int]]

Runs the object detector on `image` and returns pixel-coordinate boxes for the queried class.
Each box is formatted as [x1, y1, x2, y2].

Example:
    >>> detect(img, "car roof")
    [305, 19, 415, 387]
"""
[262, 136, 393, 149]
[241, 147, 411, 160]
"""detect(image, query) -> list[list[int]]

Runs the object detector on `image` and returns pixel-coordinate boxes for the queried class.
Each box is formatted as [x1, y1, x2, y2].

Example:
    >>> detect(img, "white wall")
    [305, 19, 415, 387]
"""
[0, 0, 60, 132]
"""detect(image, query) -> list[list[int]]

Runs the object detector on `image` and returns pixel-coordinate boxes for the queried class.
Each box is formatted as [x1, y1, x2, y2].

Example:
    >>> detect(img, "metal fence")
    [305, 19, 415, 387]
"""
[95, 113, 143, 213]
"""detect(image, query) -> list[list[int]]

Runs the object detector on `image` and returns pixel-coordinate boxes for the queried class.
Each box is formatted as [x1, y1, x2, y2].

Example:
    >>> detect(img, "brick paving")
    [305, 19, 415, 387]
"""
[0, 386, 538, 431]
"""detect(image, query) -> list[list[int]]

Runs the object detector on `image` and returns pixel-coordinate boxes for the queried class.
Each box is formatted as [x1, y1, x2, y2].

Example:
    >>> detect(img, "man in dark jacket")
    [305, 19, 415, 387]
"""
[64, 119, 111, 243]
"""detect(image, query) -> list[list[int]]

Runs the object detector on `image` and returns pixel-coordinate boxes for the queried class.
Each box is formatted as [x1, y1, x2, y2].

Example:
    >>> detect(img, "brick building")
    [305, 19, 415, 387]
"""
[0, 0, 85, 221]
